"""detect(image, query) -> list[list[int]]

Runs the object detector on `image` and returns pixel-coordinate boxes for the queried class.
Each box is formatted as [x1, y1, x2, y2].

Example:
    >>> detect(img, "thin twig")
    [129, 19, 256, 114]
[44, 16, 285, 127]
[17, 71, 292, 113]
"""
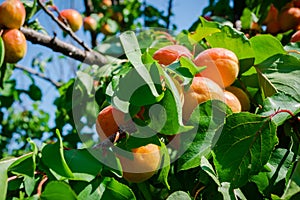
[14, 64, 62, 88]
[37, 175, 48, 196]
[37, 0, 92, 52]
[21, 27, 108, 65]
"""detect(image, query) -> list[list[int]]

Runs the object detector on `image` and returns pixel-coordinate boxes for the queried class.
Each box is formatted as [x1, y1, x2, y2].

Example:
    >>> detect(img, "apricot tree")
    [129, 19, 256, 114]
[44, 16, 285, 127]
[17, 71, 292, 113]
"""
[1, 0, 300, 200]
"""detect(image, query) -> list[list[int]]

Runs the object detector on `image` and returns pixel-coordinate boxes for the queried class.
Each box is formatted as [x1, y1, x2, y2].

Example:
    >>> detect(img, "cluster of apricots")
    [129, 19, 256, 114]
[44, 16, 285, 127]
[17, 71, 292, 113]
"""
[153, 45, 250, 120]
[0, 0, 27, 64]
[57, 0, 122, 35]
[95, 44, 251, 183]
[264, 0, 300, 35]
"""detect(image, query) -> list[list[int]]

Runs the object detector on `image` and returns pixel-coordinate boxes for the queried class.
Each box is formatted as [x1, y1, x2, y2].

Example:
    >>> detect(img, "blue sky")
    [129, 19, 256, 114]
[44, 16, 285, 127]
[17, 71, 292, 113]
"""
[5, 0, 209, 127]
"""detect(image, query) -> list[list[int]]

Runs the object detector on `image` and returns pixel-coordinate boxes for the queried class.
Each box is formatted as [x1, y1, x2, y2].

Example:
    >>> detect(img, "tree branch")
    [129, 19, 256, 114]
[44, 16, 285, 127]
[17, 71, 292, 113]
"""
[37, 0, 92, 52]
[14, 64, 62, 88]
[21, 27, 108, 66]
[166, 0, 174, 29]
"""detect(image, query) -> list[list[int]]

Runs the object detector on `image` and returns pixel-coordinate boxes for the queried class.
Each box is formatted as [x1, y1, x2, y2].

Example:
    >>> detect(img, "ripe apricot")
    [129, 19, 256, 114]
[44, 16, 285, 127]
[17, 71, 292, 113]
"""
[153, 45, 193, 66]
[100, 0, 112, 7]
[83, 16, 97, 32]
[224, 90, 242, 113]
[291, 30, 300, 42]
[226, 86, 250, 111]
[100, 23, 114, 35]
[194, 48, 239, 88]
[278, 7, 300, 31]
[0, 0, 26, 29]
[112, 11, 123, 24]
[58, 9, 83, 32]
[96, 105, 126, 141]
[182, 77, 224, 121]
[2, 29, 27, 63]
[266, 20, 281, 34]
[118, 144, 161, 183]
[263, 4, 278, 25]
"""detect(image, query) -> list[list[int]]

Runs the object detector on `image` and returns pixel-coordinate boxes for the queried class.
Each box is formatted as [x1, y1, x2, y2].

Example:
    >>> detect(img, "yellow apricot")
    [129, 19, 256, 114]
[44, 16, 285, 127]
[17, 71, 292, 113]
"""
[0, 0, 26, 29]
[58, 9, 83, 32]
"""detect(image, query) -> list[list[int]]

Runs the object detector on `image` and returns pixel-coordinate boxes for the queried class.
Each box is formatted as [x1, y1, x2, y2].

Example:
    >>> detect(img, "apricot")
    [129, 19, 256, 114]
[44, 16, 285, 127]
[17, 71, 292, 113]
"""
[0, 0, 26, 29]
[112, 11, 123, 24]
[58, 9, 83, 32]
[2, 29, 27, 63]
[83, 16, 97, 32]
[194, 48, 239, 88]
[290, 30, 300, 42]
[118, 144, 161, 183]
[263, 4, 278, 25]
[224, 90, 242, 113]
[266, 20, 281, 34]
[100, 0, 112, 7]
[182, 77, 224, 121]
[96, 105, 126, 141]
[278, 7, 300, 32]
[153, 45, 193, 66]
[226, 86, 250, 111]
[100, 23, 114, 35]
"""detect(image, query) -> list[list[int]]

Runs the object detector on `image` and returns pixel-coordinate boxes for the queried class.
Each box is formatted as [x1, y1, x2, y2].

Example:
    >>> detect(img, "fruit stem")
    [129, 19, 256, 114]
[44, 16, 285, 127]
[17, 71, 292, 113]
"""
[287, 49, 300, 55]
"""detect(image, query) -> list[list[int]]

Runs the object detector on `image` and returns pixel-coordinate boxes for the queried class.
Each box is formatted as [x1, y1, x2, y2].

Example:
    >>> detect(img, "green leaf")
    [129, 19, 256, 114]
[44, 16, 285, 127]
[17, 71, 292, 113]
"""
[119, 31, 163, 100]
[64, 149, 103, 182]
[101, 178, 136, 200]
[40, 181, 77, 200]
[24, 176, 36, 197]
[188, 17, 221, 43]
[213, 113, 278, 188]
[8, 152, 35, 177]
[251, 148, 294, 196]
[166, 191, 191, 200]
[257, 93, 300, 126]
[113, 64, 163, 110]
[41, 130, 73, 178]
[201, 156, 220, 186]
[177, 100, 229, 171]
[205, 25, 255, 61]
[155, 141, 170, 189]
[77, 71, 94, 96]
[255, 54, 300, 101]
[0, 36, 4, 67]
[28, 84, 42, 101]
[0, 157, 19, 200]
[179, 56, 206, 76]
[250, 35, 286, 65]
[148, 87, 192, 135]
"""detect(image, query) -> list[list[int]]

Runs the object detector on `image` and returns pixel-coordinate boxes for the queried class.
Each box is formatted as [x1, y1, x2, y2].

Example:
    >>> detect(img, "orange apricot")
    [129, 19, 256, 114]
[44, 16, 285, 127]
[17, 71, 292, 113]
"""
[118, 144, 161, 183]
[224, 90, 242, 113]
[96, 105, 126, 141]
[290, 30, 300, 42]
[263, 4, 278, 25]
[182, 77, 224, 121]
[0, 0, 26, 29]
[83, 16, 97, 32]
[266, 20, 281, 34]
[278, 7, 300, 32]
[226, 86, 250, 111]
[100, 23, 114, 35]
[2, 29, 27, 63]
[194, 48, 239, 88]
[58, 9, 83, 32]
[153, 45, 193, 66]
